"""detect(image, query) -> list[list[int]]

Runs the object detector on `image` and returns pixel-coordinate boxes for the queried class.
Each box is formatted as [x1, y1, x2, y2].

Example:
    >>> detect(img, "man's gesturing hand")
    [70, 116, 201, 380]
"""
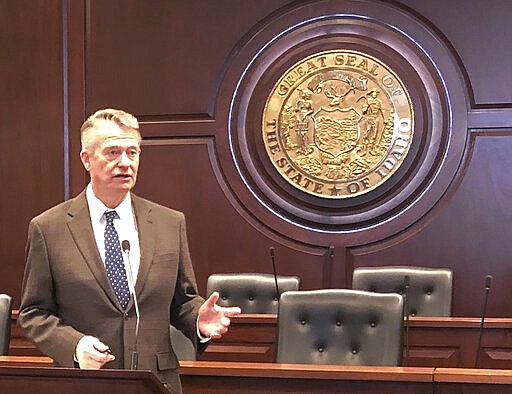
[197, 291, 241, 339]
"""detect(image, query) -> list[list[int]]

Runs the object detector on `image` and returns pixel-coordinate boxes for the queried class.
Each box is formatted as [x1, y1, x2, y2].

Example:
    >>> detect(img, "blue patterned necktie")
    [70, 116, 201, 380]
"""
[104, 210, 130, 309]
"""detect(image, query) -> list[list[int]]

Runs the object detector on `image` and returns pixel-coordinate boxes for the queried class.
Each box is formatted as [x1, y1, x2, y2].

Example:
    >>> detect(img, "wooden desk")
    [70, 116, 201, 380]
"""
[11, 311, 512, 368]
[0, 357, 435, 394]
[407, 316, 512, 368]
[199, 314, 512, 368]
[179, 361, 434, 394]
[4, 357, 512, 393]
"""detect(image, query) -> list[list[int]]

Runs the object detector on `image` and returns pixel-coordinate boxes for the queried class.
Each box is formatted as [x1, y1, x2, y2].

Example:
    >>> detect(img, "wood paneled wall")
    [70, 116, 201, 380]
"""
[0, 0, 65, 304]
[1, 0, 511, 317]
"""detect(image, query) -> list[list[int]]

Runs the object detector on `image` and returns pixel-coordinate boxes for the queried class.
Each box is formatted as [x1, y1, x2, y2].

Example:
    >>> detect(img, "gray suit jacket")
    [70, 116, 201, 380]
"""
[18, 191, 205, 392]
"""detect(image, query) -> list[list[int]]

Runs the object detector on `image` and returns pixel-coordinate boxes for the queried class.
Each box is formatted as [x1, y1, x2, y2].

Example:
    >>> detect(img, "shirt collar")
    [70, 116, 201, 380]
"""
[86, 183, 133, 223]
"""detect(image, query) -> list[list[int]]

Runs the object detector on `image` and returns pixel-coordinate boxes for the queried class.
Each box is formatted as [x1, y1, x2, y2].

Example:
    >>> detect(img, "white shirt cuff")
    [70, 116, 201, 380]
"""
[196, 316, 211, 343]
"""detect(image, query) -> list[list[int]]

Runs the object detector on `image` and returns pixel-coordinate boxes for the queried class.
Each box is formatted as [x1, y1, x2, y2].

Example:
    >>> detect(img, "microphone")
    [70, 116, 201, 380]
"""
[121, 240, 140, 370]
[322, 246, 334, 289]
[403, 275, 410, 366]
[474, 274, 493, 368]
[269, 246, 280, 306]
[329, 246, 334, 287]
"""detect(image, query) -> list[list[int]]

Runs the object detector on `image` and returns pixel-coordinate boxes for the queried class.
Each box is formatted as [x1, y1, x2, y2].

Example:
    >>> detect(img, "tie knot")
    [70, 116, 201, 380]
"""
[104, 210, 119, 223]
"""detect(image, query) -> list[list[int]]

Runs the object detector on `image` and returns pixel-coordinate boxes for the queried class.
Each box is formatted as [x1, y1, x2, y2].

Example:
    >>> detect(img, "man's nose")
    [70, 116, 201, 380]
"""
[118, 151, 132, 166]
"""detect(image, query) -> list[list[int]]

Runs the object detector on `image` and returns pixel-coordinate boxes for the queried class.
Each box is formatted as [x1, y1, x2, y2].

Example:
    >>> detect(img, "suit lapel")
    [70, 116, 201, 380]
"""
[132, 194, 155, 296]
[66, 191, 120, 309]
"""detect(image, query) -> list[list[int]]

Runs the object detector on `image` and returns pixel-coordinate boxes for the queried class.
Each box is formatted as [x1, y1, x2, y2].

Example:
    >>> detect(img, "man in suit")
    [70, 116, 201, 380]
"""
[18, 108, 240, 393]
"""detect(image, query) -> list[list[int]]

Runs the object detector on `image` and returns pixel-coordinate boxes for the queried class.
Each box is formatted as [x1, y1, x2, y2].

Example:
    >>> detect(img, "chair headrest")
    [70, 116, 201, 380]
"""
[352, 266, 453, 316]
[207, 273, 300, 313]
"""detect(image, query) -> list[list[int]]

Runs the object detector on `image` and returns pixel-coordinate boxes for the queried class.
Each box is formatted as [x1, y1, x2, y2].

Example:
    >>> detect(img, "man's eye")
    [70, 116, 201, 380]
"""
[106, 148, 120, 158]
[127, 149, 139, 158]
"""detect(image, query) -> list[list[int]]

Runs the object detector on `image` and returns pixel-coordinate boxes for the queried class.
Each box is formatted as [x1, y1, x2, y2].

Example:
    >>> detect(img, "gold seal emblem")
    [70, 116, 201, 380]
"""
[262, 50, 414, 198]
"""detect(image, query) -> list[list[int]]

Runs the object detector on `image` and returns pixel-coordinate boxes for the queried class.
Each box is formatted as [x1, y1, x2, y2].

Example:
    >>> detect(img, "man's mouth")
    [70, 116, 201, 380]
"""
[114, 174, 131, 179]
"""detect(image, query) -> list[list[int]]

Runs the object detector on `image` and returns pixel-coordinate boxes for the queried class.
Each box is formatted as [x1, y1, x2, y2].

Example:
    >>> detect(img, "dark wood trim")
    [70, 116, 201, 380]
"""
[434, 367, 512, 384]
[468, 108, 512, 129]
[139, 118, 216, 138]
[67, 0, 88, 197]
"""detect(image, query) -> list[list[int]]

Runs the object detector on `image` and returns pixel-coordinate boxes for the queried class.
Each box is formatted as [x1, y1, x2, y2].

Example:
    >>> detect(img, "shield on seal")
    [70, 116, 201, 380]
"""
[312, 107, 361, 158]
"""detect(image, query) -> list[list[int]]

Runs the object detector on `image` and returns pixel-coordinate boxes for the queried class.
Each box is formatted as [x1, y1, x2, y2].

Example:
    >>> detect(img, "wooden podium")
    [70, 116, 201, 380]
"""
[0, 365, 169, 394]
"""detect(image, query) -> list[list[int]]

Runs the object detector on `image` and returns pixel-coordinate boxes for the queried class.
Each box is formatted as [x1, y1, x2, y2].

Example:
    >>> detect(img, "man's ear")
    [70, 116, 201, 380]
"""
[80, 149, 91, 171]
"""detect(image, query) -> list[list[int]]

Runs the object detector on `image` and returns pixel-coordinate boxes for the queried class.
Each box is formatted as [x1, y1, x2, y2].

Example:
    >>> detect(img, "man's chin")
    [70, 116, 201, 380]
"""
[112, 178, 135, 190]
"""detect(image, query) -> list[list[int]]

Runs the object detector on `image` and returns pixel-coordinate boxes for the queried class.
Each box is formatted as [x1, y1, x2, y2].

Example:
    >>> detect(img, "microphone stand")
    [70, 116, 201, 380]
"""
[474, 275, 493, 368]
[122, 240, 140, 370]
[269, 247, 280, 304]
[403, 275, 410, 366]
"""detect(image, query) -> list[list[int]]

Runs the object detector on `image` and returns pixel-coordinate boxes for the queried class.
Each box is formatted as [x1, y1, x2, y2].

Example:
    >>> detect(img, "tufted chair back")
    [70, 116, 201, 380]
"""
[0, 294, 12, 355]
[169, 325, 196, 361]
[352, 266, 453, 317]
[277, 290, 403, 366]
[206, 273, 300, 313]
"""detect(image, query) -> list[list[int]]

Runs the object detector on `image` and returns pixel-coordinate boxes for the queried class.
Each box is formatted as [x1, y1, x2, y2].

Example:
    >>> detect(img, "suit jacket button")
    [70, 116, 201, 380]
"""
[124, 312, 128, 320]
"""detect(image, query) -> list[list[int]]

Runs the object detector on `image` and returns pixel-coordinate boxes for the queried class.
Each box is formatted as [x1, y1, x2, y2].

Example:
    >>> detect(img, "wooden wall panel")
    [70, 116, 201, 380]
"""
[2, 0, 512, 318]
[399, 0, 512, 105]
[0, 0, 64, 306]
[84, 0, 293, 116]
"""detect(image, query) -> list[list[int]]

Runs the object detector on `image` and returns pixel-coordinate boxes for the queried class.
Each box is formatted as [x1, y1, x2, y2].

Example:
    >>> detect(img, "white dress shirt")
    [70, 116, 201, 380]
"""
[86, 183, 141, 287]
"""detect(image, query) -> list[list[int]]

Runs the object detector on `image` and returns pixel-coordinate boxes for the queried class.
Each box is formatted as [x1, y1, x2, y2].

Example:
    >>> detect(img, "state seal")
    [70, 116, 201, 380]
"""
[262, 50, 414, 198]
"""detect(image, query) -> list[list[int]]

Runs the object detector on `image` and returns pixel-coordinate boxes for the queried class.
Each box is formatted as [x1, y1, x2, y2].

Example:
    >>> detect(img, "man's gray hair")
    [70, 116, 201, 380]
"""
[80, 108, 141, 151]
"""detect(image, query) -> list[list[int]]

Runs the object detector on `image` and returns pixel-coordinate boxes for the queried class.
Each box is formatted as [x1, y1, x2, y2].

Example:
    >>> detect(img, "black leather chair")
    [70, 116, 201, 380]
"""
[169, 325, 196, 361]
[276, 289, 404, 366]
[0, 294, 12, 356]
[206, 273, 300, 313]
[352, 266, 453, 317]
